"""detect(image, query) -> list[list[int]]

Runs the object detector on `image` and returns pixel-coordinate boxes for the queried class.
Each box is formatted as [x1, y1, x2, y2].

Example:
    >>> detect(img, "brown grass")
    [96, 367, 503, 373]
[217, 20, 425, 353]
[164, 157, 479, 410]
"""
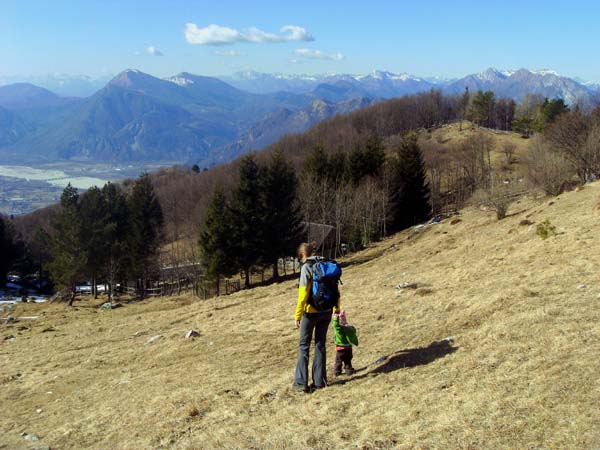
[423, 121, 532, 175]
[2, 183, 600, 449]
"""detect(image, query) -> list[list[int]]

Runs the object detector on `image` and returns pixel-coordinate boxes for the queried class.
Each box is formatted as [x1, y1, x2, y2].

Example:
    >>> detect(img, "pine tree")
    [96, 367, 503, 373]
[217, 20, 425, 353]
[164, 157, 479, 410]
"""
[0, 215, 16, 287]
[230, 154, 266, 288]
[198, 184, 236, 295]
[345, 136, 385, 186]
[27, 228, 52, 293]
[460, 86, 470, 130]
[261, 150, 304, 280]
[388, 134, 431, 232]
[102, 182, 131, 302]
[304, 144, 329, 181]
[79, 186, 111, 298]
[128, 174, 164, 297]
[468, 90, 496, 127]
[48, 184, 85, 305]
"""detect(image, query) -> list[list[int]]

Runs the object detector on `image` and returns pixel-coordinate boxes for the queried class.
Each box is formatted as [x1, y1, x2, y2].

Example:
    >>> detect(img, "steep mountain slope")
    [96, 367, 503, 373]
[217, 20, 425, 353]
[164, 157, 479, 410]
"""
[2, 182, 599, 449]
[0, 70, 375, 164]
[0, 106, 30, 147]
[213, 96, 374, 164]
[446, 68, 595, 104]
[14, 84, 222, 162]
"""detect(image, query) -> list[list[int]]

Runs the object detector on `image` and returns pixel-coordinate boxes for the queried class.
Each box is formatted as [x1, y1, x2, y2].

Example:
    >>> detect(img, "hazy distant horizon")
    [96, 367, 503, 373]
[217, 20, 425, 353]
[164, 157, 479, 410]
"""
[4, 0, 600, 83]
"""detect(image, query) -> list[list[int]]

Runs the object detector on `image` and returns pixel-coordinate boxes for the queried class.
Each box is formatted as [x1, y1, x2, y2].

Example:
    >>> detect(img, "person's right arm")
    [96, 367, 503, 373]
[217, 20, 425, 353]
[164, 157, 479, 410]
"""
[294, 263, 311, 327]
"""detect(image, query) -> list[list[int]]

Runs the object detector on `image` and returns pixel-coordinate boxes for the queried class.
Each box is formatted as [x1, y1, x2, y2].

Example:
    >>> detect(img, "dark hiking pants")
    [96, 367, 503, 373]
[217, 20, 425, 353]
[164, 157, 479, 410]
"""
[334, 346, 353, 374]
[294, 311, 332, 388]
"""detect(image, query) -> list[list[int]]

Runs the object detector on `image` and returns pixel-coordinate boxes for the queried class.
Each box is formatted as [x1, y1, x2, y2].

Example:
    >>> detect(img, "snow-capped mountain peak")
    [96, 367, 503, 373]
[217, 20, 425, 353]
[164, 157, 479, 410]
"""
[476, 68, 508, 82]
[167, 74, 195, 86]
[531, 69, 561, 77]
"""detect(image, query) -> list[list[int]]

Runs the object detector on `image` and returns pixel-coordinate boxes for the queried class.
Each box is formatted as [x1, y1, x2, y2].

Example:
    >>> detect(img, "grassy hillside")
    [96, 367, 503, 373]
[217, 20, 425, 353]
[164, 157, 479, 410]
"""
[420, 121, 532, 175]
[2, 182, 600, 449]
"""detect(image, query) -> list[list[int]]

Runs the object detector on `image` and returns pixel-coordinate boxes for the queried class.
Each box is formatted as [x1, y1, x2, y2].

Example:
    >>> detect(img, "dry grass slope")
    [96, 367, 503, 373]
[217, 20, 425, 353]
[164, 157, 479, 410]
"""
[2, 183, 600, 450]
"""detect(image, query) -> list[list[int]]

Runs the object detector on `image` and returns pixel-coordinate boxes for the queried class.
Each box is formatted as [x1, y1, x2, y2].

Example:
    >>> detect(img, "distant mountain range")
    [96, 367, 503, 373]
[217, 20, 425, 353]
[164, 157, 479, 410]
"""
[0, 67, 598, 165]
[220, 68, 600, 106]
[0, 74, 111, 97]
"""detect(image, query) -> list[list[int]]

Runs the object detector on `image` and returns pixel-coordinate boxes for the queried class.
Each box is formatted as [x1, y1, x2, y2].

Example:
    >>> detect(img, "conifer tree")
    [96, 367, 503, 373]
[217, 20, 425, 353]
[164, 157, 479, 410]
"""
[28, 228, 52, 292]
[79, 186, 111, 298]
[468, 90, 496, 127]
[345, 136, 385, 186]
[304, 144, 329, 181]
[261, 150, 304, 280]
[48, 184, 85, 305]
[230, 154, 266, 288]
[102, 182, 131, 302]
[198, 184, 236, 295]
[0, 215, 16, 287]
[128, 173, 164, 297]
[388, 134, 431, 232]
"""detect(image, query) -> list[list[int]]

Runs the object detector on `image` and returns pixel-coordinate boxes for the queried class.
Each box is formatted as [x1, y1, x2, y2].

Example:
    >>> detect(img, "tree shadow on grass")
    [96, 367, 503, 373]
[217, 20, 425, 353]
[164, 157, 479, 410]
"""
[330, 339, 458, 386]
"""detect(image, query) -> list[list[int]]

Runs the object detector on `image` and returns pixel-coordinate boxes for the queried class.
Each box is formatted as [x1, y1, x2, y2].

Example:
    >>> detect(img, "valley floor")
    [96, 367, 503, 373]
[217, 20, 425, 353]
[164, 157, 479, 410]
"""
[1, 183, 600, 449]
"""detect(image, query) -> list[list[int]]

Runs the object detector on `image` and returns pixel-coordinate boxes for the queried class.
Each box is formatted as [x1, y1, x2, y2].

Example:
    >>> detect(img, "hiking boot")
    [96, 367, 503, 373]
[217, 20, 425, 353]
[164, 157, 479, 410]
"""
[293, 383, 311, 393]
[344, 367, 355, 375]
[333, 370, 342, 377]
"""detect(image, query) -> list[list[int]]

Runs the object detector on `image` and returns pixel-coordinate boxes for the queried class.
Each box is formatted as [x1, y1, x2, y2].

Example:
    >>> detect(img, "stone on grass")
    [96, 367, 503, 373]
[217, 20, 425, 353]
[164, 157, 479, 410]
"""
[395, 282, 419, 295]
[99, 302, 123, 311]
[23, 433, 40, 441]
[577, 284, 587, 289]
[4, 335, 16, 341]
[36, 408, 43, 414]
[185, 330, 200, 339]
[450, 218, 462, 225]
[146, 335, 163, 344]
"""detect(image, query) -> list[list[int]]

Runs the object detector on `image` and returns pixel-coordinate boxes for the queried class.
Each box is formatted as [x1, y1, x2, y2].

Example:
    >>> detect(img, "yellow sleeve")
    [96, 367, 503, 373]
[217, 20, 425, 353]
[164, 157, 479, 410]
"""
[295, 285, 310, 321]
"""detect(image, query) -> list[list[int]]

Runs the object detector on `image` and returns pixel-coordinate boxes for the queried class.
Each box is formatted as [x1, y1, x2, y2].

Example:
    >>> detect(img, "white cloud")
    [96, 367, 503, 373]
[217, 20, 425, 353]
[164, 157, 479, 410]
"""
[184, 23, 314, 45]
[146, 46, 164, 56]
[293, 48, 344, 61]
[213, 49, 246, 57]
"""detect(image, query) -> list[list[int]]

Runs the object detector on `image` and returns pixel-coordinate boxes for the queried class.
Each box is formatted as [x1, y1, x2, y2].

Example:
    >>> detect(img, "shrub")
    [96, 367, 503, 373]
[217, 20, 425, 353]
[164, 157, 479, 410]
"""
[472, 176, 522, 220]
[536, 219, 557, 239]
[526, 136, 575, 196]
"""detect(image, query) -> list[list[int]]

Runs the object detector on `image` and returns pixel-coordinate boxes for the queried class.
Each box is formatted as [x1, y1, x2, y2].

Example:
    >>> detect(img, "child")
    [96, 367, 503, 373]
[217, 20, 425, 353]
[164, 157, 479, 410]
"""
[332, 310, 358, 376]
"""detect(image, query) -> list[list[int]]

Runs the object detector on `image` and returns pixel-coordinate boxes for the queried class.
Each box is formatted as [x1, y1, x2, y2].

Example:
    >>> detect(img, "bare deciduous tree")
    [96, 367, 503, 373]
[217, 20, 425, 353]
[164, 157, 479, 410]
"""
[525, 136, 575, 196]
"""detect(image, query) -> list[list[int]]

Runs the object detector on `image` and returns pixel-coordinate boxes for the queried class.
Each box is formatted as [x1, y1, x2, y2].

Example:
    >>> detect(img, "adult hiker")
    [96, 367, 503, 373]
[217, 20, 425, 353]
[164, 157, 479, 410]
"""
[293, 242, 341, 392]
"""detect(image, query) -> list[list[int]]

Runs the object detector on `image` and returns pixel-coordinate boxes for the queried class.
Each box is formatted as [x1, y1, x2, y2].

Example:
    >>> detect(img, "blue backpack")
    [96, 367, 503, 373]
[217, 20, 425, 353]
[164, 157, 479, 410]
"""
[308, 258, 342, 311]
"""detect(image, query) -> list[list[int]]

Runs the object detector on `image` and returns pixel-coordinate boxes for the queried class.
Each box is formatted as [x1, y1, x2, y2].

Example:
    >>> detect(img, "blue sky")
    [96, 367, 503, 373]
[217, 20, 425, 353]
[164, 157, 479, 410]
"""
[3, 0, 600, 81]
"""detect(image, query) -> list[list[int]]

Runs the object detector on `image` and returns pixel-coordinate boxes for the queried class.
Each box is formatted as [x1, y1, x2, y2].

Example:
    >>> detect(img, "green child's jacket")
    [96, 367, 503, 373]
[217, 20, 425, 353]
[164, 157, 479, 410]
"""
[332, 316, 358, 347]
